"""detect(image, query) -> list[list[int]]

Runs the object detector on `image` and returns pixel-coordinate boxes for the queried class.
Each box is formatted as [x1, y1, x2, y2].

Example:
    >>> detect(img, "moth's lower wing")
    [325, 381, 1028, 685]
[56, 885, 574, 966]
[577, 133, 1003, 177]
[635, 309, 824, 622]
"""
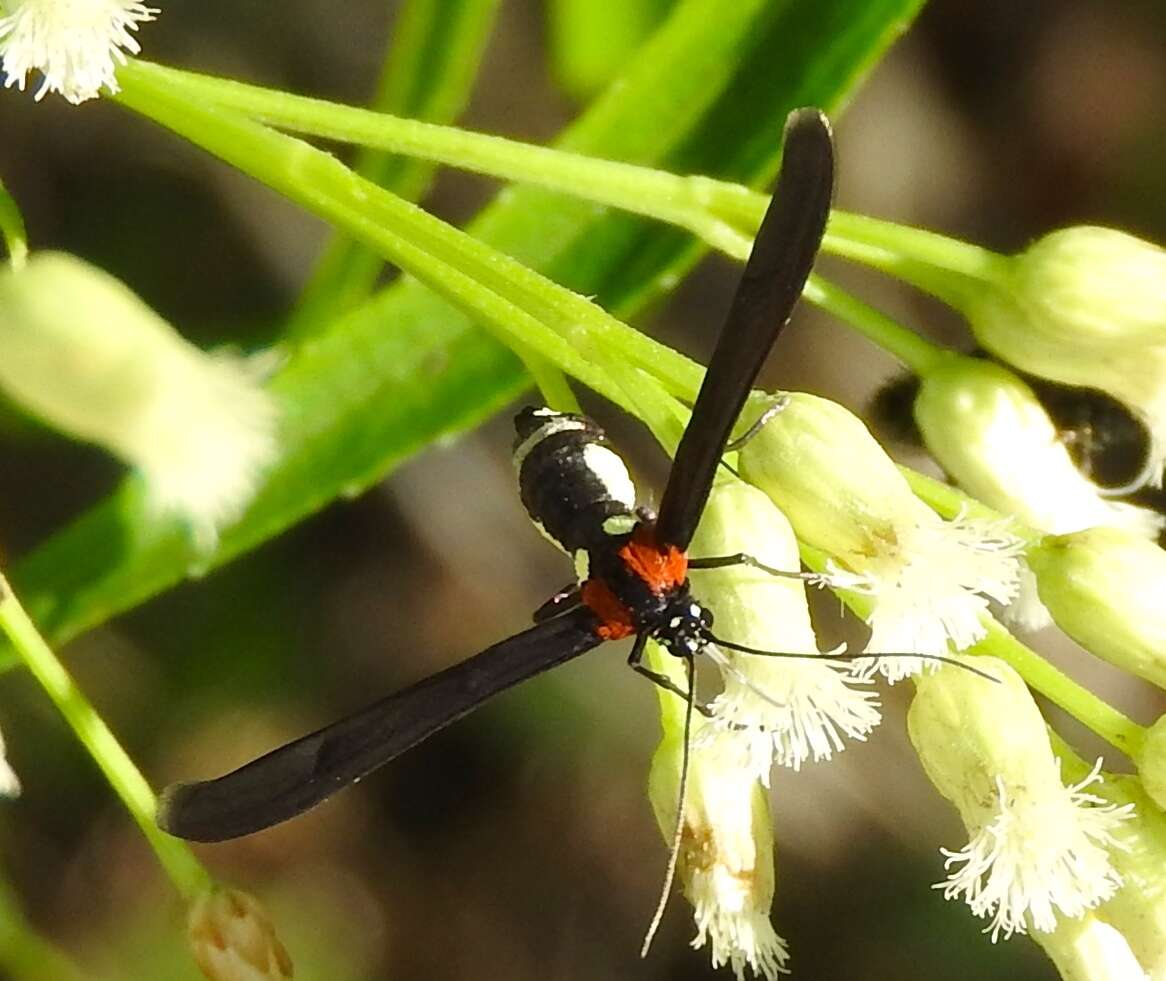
[654, 108, 835, 550]
[157, 607, 604, 842]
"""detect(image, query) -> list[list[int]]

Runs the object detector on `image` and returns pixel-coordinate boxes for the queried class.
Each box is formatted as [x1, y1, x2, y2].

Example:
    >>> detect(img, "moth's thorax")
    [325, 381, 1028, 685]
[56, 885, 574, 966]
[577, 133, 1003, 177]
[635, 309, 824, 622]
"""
[513, 407, 708, 653]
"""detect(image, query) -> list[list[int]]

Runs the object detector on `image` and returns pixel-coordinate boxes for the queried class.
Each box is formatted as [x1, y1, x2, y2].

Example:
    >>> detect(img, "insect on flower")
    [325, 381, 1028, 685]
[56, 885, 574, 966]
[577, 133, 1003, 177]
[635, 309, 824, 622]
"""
[156, 109, 838, 844]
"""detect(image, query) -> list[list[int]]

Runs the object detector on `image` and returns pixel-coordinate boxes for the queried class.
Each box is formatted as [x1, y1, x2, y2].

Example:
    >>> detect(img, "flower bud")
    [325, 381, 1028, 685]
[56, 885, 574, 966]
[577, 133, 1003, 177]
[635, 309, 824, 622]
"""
[965, 227, 1166, 484]
[1073, 770, 1166, 977]
[0, 253, 277, 547]
[1135, 714, 1166, 813]
[1027, 528, 1166, 688]
[188, 887, 293, 981]
[908, 658, 1131, 939]
[649, 722, 788, 980]
[914, 356, 1163, 538]
[738, 393, 1022, 673]
[1034, 914, 1147, 981]
[688, 478, 879, 777]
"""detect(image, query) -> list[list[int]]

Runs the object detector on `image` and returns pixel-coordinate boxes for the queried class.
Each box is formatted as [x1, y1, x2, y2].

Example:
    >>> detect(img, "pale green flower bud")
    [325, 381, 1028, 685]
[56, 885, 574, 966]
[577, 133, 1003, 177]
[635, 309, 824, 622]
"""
[188, 887, 293, 981]
[1034, 913, 1147, 981]
[1074, 771, 1166, 977]
[738, 393, 1022, 673]
[649, 722, 788, 980]
[0, 0, 158, 104]
[914, 356, 1163, 538]
[0, 253, 278, 547]
[1135, 714, 1166, 813]
[908, 658, 1132, 940]
[965, 228, 1166, 483]
[1027, 528, 1166, 688]
[689, 479, 879, 778]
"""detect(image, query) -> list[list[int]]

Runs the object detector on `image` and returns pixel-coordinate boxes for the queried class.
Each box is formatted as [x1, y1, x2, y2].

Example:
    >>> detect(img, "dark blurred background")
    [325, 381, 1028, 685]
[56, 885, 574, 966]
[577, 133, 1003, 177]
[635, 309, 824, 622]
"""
[1, 1, 1164, 978]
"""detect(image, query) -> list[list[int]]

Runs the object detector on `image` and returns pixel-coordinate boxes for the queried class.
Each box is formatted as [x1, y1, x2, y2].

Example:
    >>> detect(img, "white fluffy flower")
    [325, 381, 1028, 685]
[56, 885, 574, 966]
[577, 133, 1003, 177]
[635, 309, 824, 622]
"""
[936, 764, 1132, 941]
[738, 394, 1023, 679]
[908, 660, 1133, 942]
[649, 723, 790, 980]
[0, 252, 278, 548]
[847, 509, 1023, 681]
[0, 0, 156, 103]
[689, 479, 880, 777]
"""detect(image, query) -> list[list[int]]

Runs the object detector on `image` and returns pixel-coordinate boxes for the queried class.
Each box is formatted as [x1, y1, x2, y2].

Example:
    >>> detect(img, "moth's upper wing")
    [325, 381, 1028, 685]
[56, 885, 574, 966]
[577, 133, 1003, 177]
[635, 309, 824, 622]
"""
[654, 108, 835, 550]
[158, 606, 603, 842]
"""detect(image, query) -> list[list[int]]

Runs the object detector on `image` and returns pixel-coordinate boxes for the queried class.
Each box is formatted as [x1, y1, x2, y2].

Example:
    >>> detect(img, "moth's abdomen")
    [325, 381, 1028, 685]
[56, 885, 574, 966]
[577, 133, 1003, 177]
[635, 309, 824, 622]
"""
[513, 408, 638, 553]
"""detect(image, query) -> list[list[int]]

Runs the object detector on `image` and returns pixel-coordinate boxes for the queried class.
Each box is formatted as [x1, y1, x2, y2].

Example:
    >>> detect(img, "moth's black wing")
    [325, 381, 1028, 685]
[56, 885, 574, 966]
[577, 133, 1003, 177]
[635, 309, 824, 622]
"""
[654, 108, 835, 550]
[158, 607, 603, 842]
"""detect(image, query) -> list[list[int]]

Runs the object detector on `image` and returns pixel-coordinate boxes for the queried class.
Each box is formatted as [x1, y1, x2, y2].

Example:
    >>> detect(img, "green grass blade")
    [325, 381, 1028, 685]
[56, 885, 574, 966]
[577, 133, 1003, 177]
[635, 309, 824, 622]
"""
[9, 0, 925, 655]
[289, 0, 502, 334]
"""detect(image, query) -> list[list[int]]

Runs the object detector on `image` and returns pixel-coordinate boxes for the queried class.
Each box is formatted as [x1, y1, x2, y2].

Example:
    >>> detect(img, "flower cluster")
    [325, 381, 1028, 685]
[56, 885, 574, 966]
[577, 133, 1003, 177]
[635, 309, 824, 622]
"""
[646, 224, 1166, 978]
[6, 5, 1166, 979]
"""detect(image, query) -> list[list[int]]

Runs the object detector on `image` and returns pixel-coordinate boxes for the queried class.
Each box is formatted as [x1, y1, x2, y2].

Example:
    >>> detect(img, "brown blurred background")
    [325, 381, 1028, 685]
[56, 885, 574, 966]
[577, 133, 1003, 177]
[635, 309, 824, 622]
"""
[0, 1, 1164, 978]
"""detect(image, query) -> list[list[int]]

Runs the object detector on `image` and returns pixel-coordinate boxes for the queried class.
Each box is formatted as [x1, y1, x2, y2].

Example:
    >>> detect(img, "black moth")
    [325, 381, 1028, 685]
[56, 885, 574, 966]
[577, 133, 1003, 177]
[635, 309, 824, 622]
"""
[158, 108, 836, 844]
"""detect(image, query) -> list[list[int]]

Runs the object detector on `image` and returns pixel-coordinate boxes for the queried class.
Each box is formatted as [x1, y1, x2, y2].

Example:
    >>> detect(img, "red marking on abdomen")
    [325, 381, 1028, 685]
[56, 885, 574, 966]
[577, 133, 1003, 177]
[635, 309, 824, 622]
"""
[581, 580, 636, 640]
[619, 525, 688, 596]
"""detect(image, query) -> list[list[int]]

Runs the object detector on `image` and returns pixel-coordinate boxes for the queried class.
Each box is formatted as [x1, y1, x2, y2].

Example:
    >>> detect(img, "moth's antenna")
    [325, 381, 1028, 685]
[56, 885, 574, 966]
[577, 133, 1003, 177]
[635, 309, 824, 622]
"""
[704, 632, 1001, 683]
[641, 656, 697, 958]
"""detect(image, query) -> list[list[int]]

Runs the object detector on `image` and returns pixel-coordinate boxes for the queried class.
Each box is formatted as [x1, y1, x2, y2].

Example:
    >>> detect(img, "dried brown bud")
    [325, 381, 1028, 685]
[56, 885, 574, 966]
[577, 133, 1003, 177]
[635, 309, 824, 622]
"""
[188, 887, 293, 981]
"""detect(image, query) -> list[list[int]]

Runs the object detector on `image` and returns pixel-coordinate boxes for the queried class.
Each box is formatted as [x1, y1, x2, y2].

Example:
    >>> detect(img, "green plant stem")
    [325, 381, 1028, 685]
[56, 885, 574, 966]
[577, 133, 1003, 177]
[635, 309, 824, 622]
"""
[138, 61, 974, 376]
[804, 276, 946, 375]
[127, 61, 764, 262]
[797, 544, 1143, 760]
[528, 358, 582, 413]
[972, 617, 1145, 761]
[900, 466, 1041, 544]
[136, 61, 1010, 317]
[114, 66, 636, 412]
[0, 177, 28, 270]
[0, 573, 208, 899]
[824, 211, 1011, 304]
[290, 0, 503, 334]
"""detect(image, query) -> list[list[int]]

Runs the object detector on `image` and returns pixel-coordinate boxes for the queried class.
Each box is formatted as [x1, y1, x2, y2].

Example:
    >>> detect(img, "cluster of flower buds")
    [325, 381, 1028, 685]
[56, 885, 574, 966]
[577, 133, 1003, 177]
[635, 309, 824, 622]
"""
[964, 227, 1166, 488]
[738, 392, 1023, 675]
[649, 226, 1166, 978]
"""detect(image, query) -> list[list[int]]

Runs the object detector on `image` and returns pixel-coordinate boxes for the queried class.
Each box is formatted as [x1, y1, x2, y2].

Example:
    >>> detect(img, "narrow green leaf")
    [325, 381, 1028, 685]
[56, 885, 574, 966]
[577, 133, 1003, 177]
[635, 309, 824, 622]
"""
[0, 175, 28, 268]
[10, 0, 925, 655]
[548, 0, 674, 101]
[290, 0, 502, 333]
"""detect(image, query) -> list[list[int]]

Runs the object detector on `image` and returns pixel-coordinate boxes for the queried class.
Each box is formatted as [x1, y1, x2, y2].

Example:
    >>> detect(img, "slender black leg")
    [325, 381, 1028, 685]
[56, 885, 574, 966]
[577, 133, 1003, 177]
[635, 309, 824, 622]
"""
[627, 635, 713, 717]
[690, 552, 827, 586]
[532, 583, 581, 622]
